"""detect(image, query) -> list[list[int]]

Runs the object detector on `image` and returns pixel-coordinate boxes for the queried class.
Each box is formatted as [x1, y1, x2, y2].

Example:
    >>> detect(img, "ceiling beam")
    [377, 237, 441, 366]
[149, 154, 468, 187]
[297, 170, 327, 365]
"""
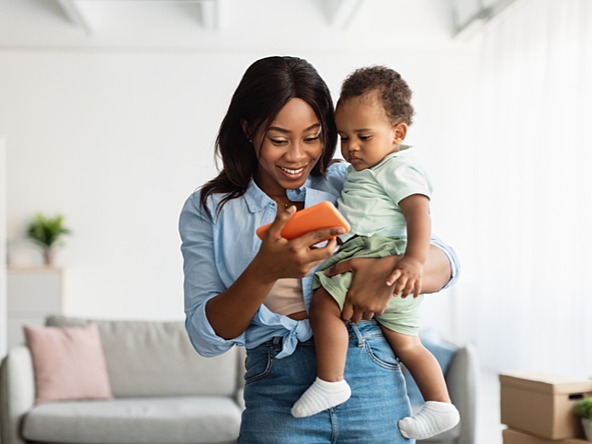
[453, 0, 520, 38]
[325, 0, 363, 29]
[199, 0, 218, 30]
[55, 0, 92, 35]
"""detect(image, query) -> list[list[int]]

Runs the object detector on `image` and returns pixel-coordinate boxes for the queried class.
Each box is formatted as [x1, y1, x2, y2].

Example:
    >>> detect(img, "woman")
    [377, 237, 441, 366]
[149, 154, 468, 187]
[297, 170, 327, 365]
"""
[179, 56, 459, 443]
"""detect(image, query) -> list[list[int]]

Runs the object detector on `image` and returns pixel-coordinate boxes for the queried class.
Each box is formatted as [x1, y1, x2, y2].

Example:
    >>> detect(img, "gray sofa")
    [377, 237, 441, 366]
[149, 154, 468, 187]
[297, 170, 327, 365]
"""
[0, 315, 244, 444]
[0, 316, 477, 444]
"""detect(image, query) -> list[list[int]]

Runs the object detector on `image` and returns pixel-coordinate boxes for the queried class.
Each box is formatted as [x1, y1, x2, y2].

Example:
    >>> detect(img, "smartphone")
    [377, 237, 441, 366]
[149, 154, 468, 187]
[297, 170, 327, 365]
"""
[256, 201, 351, 241]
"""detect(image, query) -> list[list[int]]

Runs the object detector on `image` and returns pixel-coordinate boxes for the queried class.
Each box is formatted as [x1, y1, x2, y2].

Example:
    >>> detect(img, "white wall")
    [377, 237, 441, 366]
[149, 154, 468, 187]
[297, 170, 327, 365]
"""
[0, 48, 476, 323]
[0, 136, 6, 356]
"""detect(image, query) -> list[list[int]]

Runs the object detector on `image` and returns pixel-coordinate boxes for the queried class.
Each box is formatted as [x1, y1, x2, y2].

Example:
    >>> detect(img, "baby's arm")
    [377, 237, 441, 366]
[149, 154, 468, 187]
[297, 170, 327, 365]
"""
[387, 194, 431, 298]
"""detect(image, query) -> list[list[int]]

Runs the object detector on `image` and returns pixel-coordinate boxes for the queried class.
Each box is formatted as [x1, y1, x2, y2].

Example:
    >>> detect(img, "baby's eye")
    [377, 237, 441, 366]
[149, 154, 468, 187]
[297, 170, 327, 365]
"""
[359, 135, 371, 141]
[339, 136, 349, 142]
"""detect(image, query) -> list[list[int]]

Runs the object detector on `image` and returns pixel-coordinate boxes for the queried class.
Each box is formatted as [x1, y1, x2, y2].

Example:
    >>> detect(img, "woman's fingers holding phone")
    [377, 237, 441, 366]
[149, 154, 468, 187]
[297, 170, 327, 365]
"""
[292, 225, 346, 249]
[305, 236, 339, 262]
[263, 206, 296, 240]
[258, 213, 339, 279]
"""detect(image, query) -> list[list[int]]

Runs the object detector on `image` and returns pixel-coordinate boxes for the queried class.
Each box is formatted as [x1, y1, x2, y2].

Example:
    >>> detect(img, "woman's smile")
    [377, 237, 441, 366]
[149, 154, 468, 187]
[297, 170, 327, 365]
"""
[253, 98, 323, 196]
[278, 165, 305, 175]
[277, 164, 307, 180]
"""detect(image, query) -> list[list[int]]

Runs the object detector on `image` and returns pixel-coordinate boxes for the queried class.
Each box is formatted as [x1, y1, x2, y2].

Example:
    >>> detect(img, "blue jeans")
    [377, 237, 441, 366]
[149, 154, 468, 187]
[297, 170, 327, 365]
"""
[239, 320, 412, 443]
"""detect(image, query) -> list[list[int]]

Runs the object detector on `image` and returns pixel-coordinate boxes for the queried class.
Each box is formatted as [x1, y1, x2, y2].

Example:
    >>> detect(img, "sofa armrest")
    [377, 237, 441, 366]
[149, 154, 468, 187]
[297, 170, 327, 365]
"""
[1, 345, 36, 444]
[235, 347, 246, 411]
[445, 342, 479, 444]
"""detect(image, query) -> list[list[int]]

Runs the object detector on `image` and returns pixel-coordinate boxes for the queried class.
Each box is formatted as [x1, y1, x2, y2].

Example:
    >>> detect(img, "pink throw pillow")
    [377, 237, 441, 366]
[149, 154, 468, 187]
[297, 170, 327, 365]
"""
[24, 324, 113, 404]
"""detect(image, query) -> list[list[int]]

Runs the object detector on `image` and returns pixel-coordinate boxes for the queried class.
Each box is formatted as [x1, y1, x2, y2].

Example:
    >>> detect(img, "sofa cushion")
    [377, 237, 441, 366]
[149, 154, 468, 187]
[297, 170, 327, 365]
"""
[24, 324, 112, 404]
[46, 316, 239, 398]
[22, 396, 241, 444]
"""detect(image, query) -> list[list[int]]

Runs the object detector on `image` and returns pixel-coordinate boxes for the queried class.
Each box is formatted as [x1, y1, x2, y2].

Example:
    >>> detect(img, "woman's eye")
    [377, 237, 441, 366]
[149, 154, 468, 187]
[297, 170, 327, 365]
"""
[303, 136, 320, 144]
[339, 136, 349, 142]
[270, 138, 288, 145]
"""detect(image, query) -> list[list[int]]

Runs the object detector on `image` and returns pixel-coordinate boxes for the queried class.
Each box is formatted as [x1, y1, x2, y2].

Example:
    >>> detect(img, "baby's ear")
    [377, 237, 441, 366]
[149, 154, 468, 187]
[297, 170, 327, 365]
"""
[393, 122, 408, 144]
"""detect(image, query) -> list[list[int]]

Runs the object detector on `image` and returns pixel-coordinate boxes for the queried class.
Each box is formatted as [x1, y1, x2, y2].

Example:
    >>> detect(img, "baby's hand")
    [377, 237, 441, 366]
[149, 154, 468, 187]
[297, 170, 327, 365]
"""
[385, 256, 424, 298]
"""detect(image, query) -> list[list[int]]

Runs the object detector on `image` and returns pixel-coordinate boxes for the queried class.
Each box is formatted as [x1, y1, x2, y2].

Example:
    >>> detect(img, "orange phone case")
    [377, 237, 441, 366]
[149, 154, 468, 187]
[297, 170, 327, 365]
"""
[256, 201, 351, 241]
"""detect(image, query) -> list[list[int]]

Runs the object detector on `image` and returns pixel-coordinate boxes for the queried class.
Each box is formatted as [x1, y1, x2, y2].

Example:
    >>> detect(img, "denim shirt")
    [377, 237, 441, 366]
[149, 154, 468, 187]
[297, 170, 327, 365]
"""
[179, 162, 459, 359]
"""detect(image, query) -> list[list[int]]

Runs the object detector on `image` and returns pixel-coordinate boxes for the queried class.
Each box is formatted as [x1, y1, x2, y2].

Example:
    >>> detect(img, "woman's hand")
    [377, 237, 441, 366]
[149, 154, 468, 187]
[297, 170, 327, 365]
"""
[324, 245, 451, 323]
[206, 206, 344, 339]
[325, 256, 400, 323]
[254, 206, 345, 281]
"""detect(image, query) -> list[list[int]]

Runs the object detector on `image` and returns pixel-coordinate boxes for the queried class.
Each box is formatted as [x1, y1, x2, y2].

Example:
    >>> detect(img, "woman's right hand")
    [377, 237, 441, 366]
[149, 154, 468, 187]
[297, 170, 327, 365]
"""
[206, 205, 344, 340]
[254, 205, 344, 282]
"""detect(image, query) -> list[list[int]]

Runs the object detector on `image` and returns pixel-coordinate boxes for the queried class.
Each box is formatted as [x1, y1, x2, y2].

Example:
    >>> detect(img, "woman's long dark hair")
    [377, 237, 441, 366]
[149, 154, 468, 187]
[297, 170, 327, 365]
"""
[199, 56, 337, 218]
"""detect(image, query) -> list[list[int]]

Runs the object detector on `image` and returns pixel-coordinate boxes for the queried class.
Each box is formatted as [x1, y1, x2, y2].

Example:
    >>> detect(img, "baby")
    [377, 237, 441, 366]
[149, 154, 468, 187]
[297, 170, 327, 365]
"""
[291, 66, 460, 440]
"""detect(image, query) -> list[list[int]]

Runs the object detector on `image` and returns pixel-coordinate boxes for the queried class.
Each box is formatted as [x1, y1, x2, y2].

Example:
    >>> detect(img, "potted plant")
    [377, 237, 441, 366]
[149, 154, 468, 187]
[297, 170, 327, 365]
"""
[575, 396, 592, 441]
[26, 213, 71, 266]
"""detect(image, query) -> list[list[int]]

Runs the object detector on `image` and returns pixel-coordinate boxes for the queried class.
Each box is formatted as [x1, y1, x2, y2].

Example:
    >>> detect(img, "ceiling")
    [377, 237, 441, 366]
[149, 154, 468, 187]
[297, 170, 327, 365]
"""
[0, 0, 519, 51]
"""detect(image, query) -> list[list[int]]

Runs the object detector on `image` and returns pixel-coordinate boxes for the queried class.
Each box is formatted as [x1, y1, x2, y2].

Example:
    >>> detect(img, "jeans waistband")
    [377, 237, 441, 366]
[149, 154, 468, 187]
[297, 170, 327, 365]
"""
[249, 320, 382, 353]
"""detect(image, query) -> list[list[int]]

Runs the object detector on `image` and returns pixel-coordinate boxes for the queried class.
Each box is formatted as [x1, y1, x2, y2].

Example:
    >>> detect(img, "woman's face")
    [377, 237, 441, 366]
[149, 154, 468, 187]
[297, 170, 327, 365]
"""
[253, 98, 323, 198]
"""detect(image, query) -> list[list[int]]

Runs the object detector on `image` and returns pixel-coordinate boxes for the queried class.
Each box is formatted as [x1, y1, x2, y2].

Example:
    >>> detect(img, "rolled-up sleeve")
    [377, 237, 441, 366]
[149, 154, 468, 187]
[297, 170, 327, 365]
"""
[430, 234, 461, 290]
[179, 192, 245, 357]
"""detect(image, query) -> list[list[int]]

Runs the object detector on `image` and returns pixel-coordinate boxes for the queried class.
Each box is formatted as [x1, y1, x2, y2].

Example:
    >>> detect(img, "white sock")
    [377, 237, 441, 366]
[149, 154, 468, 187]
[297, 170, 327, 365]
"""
[291, 377, 351, 418]
[398, 401, 460, 439]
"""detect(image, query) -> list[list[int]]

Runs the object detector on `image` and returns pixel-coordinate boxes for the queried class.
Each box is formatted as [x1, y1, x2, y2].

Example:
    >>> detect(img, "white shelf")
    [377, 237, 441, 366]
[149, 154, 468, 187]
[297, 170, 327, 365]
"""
[6, 267, 64, 349]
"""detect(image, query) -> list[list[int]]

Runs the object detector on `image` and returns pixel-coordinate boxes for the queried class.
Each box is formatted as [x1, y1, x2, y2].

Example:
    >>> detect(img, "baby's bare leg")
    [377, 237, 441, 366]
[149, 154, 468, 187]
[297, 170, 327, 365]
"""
[381, 327, 450, 402]
[381, 326, 459, 439]
[310, 288, 349, 382]
[291, 288, 351, 418]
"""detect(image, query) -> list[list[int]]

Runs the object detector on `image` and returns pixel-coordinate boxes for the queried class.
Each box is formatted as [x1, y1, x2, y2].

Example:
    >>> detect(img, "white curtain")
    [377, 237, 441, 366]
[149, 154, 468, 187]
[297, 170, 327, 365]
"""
[451, 0, 592, 376]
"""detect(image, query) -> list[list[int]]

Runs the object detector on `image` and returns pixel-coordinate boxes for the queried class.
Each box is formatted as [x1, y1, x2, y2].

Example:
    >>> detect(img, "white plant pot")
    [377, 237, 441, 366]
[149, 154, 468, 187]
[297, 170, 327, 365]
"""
[582, 418, 592, 442]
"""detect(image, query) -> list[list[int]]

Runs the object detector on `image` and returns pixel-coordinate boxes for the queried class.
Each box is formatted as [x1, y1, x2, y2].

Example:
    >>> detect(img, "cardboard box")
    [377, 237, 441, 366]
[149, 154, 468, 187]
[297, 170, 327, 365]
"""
[500, 371, 592, 439]
[503, 428, 590, 444]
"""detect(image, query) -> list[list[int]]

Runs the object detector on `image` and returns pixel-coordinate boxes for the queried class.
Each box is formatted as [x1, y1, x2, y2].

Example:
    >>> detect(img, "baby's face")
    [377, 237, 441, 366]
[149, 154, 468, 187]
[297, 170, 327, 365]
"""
[335, 93, 403, 171]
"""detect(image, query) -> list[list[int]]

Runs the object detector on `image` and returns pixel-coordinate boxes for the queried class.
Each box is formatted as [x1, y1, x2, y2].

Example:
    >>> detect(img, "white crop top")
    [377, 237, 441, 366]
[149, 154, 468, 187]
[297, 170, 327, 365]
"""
[263, 278, 306, 316]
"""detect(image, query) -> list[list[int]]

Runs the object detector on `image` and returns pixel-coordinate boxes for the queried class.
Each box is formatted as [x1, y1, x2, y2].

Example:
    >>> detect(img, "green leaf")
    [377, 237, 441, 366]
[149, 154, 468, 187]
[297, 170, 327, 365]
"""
[26, 213, 71, 249]
[575, 397, 592, 420]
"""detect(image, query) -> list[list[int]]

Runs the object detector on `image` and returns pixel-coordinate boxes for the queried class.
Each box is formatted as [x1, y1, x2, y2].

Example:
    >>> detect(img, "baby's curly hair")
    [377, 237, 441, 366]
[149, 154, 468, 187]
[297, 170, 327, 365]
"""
[338, 65, 414, 126]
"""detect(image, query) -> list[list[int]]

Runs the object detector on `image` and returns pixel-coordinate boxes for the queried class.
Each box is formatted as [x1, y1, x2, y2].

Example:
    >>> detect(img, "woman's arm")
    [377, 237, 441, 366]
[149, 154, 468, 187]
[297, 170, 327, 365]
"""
[324, 243, 455, 323]
[180, 193, 239, 357]
[181, 197, 344, 351]
[205, 207, 343, 339]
